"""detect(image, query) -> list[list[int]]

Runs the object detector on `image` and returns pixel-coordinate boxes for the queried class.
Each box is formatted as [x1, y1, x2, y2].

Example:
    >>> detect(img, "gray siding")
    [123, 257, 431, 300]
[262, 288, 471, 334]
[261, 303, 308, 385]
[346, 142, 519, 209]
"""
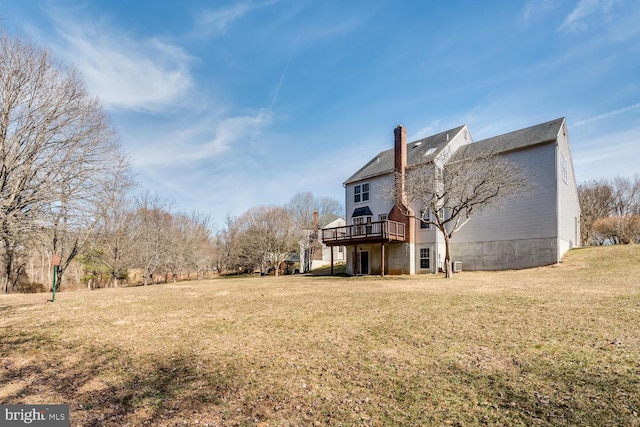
[556, 123, 581, 255]
[451, 142, 558, 244]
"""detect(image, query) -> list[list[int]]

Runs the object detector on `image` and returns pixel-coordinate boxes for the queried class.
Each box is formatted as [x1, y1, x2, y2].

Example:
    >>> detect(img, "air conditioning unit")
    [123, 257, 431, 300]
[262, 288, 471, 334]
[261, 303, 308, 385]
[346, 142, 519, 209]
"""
[452, 261, 462, 273]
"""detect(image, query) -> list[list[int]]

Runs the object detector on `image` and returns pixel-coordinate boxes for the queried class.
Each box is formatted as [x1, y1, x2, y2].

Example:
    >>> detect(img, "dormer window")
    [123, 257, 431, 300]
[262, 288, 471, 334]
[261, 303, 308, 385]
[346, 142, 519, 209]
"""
[354, 183, 370, 203]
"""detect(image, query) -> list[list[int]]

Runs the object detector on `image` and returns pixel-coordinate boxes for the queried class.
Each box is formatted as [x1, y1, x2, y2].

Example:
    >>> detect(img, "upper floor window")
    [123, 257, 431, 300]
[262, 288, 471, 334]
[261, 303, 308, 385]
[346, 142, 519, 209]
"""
[419, 208, 431, 229]
[378, 214, 388, 221]
[561, 154, 568, 184]
[354, 183, 370, 203]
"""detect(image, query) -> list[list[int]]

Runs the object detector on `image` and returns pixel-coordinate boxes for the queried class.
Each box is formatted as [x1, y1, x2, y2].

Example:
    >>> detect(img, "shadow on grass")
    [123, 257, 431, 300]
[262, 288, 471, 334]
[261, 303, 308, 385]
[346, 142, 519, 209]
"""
[0, 332, 240, 426]
[442, 359, 640, 426]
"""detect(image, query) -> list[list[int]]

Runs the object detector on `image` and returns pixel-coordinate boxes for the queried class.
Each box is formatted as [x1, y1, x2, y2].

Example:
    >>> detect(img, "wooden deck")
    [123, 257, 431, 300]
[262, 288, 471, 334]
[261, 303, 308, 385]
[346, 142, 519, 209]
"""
[321, 220, 406, 246]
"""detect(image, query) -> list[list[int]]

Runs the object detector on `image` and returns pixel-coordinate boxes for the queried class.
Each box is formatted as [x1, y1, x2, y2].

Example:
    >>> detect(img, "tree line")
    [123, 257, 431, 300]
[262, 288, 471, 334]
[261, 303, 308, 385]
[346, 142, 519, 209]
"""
[1, 30, 342, 293]
[578, 175, 640, 246]
[215, 193, 342, 276]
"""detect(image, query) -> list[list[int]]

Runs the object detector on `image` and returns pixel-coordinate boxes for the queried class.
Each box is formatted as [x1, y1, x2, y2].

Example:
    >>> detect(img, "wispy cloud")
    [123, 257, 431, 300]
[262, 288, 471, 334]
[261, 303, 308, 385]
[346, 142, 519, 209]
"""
[572, 126, 640, 181]
[410, 120, 442, 141]
[193, 0, 278, 39]
[574, 103, 640, 126]
[50, 17, 193, 112]
[127, 110, 272, 167]
[558, 0, 618, 32]
[522, 0, 556, 24]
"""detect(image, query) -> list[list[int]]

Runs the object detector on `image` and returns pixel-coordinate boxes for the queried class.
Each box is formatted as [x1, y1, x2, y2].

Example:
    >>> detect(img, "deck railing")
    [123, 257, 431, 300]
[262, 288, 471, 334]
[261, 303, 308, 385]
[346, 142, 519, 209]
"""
[321, 220, 406, 245]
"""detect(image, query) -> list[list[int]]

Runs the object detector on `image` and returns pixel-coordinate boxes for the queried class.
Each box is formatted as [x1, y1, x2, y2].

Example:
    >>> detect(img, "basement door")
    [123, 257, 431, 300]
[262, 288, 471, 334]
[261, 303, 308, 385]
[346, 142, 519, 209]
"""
[358, 251, 369, 275]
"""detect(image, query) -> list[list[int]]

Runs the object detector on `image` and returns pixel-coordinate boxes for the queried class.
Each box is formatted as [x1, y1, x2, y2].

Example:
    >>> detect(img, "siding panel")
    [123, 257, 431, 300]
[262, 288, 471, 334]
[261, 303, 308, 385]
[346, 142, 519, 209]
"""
[451, 143, 558, 243]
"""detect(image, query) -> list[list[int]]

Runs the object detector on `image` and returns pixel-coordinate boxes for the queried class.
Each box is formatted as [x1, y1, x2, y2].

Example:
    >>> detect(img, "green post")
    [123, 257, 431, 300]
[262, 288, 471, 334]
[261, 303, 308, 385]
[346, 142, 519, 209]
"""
[50, 254, 60, 303]
[51, 265, 57, 302]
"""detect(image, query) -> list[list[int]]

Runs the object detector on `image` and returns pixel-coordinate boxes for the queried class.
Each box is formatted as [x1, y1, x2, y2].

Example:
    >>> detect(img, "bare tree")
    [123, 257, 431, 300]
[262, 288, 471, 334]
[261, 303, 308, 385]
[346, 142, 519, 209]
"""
[317, 196, 343, 218]
[611, 175, 640, 217]
[391, 149, 529, 278]
[592, 215, 640, 245]
[215, 214, 242, 274]
[92, 153, 136, 287]
[131, 192, 172, 285]
[178, 212, 215, 280]
[287, 192, 316, 229]
[578, 175, 640, 246]
[238, 206, 298, 276]
[578, 180, 614, 245]
[287, 192, 342, 272]
[0, 31, 120, 293]
[288, 192, 343, 227]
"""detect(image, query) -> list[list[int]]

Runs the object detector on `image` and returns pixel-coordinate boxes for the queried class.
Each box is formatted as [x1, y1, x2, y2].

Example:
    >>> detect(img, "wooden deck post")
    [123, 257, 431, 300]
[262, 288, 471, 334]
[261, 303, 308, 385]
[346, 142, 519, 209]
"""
[330, 246, 334, 276]
[381, 243, 385, 277]
[354, 245, 358, 276]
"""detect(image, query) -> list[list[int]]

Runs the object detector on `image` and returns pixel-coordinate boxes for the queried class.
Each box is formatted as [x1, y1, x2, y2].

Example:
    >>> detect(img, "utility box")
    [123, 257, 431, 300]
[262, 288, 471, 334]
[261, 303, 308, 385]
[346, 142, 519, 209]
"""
[452, 261, 462, 273]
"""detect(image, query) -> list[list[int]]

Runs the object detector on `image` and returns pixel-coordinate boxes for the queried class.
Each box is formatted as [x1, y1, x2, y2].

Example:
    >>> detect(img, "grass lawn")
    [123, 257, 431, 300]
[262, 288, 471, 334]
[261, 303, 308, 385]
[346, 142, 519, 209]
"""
[1, 245, 639, 426]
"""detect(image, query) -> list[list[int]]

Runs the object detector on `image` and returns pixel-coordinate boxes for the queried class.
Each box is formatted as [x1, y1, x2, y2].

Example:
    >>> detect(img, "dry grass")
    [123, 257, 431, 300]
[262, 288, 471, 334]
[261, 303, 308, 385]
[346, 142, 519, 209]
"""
[1, 245, 640, 426]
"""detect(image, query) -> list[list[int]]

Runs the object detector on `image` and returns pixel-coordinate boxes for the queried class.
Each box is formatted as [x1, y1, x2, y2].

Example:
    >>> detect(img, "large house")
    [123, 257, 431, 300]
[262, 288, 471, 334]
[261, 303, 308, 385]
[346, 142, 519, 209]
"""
[321, 117, 580, 275]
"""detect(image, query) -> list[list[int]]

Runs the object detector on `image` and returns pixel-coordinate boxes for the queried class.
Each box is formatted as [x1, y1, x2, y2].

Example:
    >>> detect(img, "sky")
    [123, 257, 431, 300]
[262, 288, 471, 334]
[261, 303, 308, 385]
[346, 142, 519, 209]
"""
[1, 0, 639, 228]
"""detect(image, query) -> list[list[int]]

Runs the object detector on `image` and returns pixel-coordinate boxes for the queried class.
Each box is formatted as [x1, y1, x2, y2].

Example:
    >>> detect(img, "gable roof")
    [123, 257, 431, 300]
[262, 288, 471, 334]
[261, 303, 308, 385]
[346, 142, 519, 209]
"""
[318, 213, 340, 228]
[344, 125, 466, 184]
[457, 117, 565, 159]
[344, 118, 565, 185]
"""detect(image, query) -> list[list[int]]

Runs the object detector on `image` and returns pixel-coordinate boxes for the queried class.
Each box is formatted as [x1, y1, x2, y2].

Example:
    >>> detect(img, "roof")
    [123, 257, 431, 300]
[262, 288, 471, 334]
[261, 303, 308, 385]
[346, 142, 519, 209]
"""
[318, 213, 340, 228]
[352, 206, 373, 217]
[457, 117, 564, 159]
[344, 118, 565, 184]
[344, 125, 466, 184]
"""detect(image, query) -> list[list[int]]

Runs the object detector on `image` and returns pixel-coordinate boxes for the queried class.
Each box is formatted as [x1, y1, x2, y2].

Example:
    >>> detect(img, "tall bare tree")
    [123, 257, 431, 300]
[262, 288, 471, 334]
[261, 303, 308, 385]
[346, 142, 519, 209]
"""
[578, 180, 614, 245]
[92, 153, 136, 287]
[578, 175, 640, 246]
[391, 149, 529, 278]
[0, 31, 120, 293]
[178, 212, 215, 280]
[215, 214, 242, 274]
[238, 206, 298, 276]
[131, 192, 172, 285]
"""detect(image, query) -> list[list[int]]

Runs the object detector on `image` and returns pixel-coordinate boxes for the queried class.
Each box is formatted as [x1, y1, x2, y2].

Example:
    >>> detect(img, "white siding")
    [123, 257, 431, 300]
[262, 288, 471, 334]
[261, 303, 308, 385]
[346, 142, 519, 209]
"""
[345, 174, 395, 222]
[434, 125, 471, 167]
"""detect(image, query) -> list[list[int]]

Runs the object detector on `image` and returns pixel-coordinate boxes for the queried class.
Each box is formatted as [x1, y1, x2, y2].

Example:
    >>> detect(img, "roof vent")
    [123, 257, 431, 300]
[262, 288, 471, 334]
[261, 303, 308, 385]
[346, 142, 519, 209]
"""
[424, 148, 436, 156]
[446, 133, 449, 142]
[412, 142, 422, 148]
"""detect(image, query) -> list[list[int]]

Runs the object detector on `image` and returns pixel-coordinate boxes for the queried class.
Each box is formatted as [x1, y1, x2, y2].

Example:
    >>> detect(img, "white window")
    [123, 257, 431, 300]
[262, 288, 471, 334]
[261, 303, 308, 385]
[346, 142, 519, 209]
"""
[353, 216, 372, 235]
[420, 248, 430, 269]
[379, 214, 388, 221]
[354, 183, 370, 203]
[420, 209, 430, 229]
[561, 154, 568, 184]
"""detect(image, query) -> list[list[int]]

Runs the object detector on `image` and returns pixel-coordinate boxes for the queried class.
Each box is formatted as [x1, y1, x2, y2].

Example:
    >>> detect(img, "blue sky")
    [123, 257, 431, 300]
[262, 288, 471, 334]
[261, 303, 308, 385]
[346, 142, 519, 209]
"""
[2, 0, 639, 227]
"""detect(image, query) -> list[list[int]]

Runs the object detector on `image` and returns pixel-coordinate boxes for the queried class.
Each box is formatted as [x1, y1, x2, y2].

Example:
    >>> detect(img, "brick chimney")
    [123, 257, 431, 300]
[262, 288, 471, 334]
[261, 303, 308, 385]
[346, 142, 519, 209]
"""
[394, 125, 407, 198]
[389, 124, 414, 245]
